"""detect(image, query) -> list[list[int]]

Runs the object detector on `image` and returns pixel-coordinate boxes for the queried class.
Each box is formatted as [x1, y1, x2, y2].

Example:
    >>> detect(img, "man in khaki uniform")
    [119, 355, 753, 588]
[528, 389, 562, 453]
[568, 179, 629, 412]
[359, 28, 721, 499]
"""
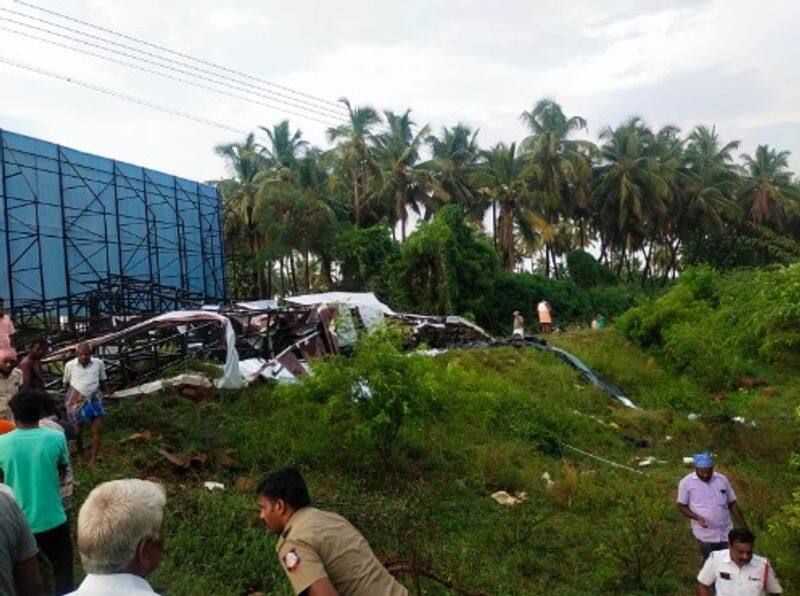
[257, 467, 407, 596]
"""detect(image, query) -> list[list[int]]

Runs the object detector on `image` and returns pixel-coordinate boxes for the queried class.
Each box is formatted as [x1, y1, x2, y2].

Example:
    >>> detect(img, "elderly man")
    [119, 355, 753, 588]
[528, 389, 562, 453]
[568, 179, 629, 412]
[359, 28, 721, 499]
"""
[63, 343, 106, 466]
[68, 479, 166, 595]
[257, 467, 407, 596]
[678, 453, 748, 561]
[697, 528, 782, 595]
[0, 348, 23, 421]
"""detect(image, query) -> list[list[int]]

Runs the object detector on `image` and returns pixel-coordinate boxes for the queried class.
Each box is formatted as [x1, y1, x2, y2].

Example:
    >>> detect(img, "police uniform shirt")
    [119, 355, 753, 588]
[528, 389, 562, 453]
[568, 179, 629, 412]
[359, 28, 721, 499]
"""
[697, 549, 783, 595]
[276, 507, 408, 596]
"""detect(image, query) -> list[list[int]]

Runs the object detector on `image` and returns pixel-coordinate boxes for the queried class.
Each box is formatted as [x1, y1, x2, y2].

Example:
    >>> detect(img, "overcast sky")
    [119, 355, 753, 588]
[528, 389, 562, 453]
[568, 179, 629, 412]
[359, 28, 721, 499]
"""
[1, 0, 798, 183]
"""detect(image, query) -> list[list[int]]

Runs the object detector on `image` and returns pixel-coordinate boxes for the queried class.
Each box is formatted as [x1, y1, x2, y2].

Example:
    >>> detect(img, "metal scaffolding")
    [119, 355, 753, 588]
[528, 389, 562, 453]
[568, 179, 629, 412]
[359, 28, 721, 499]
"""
[0, 128, 227, 338]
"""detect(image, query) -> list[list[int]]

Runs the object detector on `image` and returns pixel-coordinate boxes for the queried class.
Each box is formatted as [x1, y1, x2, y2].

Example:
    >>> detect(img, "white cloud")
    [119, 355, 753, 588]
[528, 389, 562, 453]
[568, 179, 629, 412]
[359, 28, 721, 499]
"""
[0, 0, 798, 179]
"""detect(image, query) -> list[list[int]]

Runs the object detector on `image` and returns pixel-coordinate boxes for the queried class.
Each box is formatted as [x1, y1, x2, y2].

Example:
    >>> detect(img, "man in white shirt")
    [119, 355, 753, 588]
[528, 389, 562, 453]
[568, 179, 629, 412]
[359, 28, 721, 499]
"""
[62, 343, 107, 467]
[68, 479, 165, 596]
[697, 528, 782, 595]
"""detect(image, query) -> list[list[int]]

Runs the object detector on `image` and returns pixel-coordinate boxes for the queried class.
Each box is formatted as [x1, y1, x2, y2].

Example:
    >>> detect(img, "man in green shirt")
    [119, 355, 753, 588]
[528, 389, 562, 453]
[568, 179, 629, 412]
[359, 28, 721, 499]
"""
[0, 389, 73, 594]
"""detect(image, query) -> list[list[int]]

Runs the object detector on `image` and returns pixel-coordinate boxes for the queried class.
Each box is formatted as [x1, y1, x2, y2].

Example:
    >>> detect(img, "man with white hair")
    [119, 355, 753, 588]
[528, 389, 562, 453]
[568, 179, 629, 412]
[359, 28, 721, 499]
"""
[68, 479, 166, 595]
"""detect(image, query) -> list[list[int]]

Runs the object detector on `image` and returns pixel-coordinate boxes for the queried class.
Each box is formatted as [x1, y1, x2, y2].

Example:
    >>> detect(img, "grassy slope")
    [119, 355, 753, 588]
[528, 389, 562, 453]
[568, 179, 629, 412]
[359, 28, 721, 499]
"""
[71, 328, 799, 595]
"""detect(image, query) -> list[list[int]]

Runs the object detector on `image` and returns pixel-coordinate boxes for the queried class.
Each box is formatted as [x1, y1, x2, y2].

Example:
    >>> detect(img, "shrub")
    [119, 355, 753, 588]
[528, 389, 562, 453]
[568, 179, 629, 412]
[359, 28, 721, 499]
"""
[278, 328, 437, 458]
[619, 263, 800, 386]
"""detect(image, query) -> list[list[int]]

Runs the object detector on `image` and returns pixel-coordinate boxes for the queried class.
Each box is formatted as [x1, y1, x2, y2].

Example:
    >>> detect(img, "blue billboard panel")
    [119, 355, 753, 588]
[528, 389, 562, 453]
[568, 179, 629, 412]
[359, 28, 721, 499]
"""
[0, 128, 226, 313]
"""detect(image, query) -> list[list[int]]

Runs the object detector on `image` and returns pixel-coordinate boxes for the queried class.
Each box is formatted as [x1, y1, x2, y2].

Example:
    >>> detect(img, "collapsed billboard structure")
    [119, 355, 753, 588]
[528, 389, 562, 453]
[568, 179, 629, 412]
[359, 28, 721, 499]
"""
[0, 128, 226, 337]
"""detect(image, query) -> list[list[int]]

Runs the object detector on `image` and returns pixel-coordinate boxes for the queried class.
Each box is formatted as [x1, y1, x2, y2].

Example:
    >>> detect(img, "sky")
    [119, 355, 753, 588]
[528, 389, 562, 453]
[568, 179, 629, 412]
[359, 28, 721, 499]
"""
[0, 0, 798, 183]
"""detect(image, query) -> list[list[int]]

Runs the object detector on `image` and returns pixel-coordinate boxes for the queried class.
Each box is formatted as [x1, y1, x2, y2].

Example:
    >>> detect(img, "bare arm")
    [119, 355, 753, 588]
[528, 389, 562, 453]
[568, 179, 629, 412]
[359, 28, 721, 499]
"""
[697, 582, 712, 596]
[14, 556, 46, 596]
[678, 503, 708, 527]
[305, 577, 339, 596]
[728, 500, 747, 528]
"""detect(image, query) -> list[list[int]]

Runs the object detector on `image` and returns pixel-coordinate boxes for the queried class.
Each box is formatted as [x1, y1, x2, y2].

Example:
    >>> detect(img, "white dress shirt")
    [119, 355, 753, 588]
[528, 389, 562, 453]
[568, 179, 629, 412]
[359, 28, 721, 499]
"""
[67, 573, 158, 595]
[698, 549, 782, 595]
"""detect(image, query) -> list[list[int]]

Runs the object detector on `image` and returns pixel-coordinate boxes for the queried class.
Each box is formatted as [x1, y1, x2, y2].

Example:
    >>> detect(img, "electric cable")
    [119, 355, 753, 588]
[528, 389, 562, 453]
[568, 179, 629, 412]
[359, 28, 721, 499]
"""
[0, 12, 345, 123]
[0, 23, 340, 127]
[12, 0, 347, 112]
[0, 56, 251, 136]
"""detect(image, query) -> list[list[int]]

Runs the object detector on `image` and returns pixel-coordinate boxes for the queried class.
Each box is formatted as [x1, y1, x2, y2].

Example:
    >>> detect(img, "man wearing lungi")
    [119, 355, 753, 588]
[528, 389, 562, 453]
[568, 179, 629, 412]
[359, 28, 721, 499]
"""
[63, 343, 106, 468]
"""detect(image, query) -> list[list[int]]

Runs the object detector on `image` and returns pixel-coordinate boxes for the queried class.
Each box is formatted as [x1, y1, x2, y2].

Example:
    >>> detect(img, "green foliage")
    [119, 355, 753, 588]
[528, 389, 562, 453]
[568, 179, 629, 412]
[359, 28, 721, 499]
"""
[389, 206, 640, 332]
[332, 223, 399, 293]
[566, 249, 616, 288]
[389, 205, 498, 319]
[278, 328, 436, 456]
[619, 264, 800, 386]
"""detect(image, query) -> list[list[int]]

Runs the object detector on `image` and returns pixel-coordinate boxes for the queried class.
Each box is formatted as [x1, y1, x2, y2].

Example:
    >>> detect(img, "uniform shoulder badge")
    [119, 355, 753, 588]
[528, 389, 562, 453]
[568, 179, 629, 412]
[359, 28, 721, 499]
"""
[283, 548, 301, 572]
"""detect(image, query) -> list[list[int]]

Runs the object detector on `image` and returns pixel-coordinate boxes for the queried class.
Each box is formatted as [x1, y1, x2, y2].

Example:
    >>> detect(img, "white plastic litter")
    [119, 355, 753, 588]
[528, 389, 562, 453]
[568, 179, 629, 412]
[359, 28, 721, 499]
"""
[203, 482, 225, 491]
[490, 490, 528, 506]
[541, 471, 555, 489]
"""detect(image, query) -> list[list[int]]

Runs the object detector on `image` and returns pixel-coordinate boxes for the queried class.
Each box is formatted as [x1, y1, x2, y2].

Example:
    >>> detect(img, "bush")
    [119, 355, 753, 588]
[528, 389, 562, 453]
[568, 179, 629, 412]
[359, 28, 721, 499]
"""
[278, 328, 437, 458]
[567, 249, 616, 288]
[619, 263, 800, 386]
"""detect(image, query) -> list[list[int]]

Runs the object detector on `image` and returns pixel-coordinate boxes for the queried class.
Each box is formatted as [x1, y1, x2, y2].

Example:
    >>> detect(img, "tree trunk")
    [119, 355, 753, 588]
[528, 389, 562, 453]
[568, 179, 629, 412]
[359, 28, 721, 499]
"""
[289, 251, 298, 294]
[304, 250, 311, 291]
[267, 260, 273, 298]
[401, 216, 407, 243]
[492, 201, 497, 249]
[545, 245, 551, 277]
[352, 167, 361, 226]
[321, 253, 333, 288]
[279, 258, 286, 296]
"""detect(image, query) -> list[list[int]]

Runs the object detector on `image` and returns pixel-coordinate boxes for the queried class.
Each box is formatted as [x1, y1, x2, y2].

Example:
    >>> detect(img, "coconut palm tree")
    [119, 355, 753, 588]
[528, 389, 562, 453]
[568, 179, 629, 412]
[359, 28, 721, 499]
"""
[739, 145, 798, 229]
[258, 120, 308, 175]
[327, 98, 382, 226]
[475, 142, 550, 270]
[371, 109, 437, 240]
[594, 117, 669, 276]
[215, 133, 268, 296]
[423, 124, 482, 215]
[520, 99, 594, 269]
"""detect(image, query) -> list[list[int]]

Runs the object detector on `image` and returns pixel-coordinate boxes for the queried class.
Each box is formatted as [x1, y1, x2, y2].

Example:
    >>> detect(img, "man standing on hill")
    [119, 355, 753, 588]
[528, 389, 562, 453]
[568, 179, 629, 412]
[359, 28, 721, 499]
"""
[63, 343, 106, 467]
[537, 299, 552, 334]
[256, 467, 408, 596]
[677, 453, 748, 561]
[0, 349, 23, 421]
[0, 300, 16, 349]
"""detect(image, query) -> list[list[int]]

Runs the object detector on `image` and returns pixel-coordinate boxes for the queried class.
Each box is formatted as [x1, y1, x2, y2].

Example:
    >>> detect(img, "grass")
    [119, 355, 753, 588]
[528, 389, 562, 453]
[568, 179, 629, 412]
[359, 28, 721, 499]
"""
[70, 328, 799, 595]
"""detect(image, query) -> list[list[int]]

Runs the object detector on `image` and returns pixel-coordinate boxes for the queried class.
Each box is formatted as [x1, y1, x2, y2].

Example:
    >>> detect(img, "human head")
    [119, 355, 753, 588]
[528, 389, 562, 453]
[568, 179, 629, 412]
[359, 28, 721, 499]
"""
[8, 389, 49, 425]
[76, 342, 92, 366]
[256, 467, 311, 535]
[693, 452, 714, 481]
[728, 527, 755, 567]
[77, 479, 166, 578]
[513, 311, 519, 316]
[0, 348, 16, 374]
[28, 337, 48, 359]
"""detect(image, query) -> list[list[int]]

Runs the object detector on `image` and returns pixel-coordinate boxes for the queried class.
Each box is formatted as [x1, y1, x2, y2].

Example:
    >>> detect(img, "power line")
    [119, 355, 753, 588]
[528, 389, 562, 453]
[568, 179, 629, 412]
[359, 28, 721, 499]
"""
[0, 6, 347, 120]
[12, 0, 348, 113]
[0, 11, 345, 124]
[0, 23, 340, 127]
[0, 56, 252, 136]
